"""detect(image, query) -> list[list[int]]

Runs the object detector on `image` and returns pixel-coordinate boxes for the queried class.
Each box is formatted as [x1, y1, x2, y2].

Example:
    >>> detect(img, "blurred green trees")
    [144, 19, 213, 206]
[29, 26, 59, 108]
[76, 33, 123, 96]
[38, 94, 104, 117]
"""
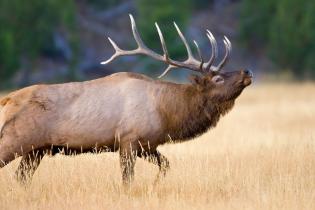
[88, 0, 124, 10]
[2, 0, 314, 84]
[0, 0, 77, 85]
[240, 0, 315, 78]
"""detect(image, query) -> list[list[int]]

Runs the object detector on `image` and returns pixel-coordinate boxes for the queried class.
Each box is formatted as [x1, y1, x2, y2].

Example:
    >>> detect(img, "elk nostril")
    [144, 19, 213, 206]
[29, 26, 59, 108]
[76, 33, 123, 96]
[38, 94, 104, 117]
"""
[244, 69, 253, 77]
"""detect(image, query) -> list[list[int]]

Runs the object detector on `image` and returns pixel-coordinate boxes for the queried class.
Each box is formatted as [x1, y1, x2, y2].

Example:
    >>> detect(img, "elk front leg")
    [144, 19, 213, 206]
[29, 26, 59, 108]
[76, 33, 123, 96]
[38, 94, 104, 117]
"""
[15, 149, 44, 184]
[0, 136, 25, 168]
[119, 144, 138, 185]
[138, 150, 170, 178]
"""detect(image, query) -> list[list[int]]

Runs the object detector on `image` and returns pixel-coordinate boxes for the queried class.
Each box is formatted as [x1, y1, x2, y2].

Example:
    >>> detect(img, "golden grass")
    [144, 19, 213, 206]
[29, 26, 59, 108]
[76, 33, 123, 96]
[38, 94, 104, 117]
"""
[0, 83, 315, 210]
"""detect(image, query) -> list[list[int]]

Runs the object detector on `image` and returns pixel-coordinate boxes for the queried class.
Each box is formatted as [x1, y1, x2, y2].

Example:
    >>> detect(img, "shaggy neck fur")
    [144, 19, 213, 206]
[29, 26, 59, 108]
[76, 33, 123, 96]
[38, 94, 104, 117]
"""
[158, 83, 235, 142]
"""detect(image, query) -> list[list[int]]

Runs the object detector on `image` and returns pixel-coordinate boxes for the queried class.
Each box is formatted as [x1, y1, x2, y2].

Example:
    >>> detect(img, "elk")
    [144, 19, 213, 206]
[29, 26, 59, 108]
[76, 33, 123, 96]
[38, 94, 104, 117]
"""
[0, 15, 252, 184]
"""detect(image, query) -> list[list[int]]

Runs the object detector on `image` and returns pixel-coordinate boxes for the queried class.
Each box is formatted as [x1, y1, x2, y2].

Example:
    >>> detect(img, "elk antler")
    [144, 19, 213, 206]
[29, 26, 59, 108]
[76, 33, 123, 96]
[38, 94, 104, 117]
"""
[101, 14, 232, 78]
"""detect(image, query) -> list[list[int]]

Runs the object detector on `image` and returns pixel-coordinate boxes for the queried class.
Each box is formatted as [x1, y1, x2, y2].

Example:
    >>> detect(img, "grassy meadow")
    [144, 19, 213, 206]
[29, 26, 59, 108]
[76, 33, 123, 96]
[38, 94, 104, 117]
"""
[0, 83, 314, 210]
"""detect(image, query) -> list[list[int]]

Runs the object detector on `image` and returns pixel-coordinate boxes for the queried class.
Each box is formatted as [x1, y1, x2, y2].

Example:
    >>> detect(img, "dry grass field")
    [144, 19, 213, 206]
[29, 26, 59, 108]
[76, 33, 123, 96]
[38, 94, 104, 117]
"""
[0, 83, 315, 210]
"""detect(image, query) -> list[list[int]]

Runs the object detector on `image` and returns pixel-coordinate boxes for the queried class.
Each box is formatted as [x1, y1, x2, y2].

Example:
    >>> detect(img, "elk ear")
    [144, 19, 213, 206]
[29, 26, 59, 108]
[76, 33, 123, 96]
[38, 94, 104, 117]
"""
[189, 75, 204, 86]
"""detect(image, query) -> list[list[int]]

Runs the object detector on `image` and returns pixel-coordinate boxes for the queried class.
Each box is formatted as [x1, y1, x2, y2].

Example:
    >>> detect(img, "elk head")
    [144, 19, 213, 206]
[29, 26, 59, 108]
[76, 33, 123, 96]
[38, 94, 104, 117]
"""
[101, 14, 253, 103]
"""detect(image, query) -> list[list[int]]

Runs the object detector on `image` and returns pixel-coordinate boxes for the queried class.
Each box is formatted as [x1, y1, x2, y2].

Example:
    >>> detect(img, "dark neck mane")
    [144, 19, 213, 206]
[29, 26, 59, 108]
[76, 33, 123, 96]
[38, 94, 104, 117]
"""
[158, 84, 235, 142]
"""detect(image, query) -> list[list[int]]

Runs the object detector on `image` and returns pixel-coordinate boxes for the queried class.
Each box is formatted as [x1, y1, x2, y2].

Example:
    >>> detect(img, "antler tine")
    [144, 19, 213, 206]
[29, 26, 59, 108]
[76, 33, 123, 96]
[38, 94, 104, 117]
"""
[155, 22, 169, 59]
[207, 30, 218, 55]
[129, 14, 146, 49]
[155, 22, 179, 78]
[173, 22, 202, 67]
[156, 23, 182, 78]
[101, 37, 123, 65]
[212, 36, 232, 71]
[225, 35, 232, 53]
[129, 14, 163, 60]
[193, 40, 204, 69]
[204, 30, 217, 71]
[158, 65, 176, 78]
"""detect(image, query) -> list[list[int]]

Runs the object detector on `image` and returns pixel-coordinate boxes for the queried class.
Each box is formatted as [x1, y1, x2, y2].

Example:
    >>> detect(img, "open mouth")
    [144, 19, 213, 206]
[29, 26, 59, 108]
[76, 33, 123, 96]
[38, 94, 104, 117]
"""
[243, 77, 252, 86]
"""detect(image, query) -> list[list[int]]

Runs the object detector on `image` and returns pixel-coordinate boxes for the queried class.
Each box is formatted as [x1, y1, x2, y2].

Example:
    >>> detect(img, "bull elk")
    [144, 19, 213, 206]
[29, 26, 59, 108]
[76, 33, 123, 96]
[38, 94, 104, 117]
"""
[0, 15, 252, 184]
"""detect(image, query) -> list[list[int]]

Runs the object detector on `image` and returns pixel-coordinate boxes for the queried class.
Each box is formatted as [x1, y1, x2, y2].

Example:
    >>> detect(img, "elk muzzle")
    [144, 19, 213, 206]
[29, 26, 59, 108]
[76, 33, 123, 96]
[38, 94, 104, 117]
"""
[242, 69, 253, 86]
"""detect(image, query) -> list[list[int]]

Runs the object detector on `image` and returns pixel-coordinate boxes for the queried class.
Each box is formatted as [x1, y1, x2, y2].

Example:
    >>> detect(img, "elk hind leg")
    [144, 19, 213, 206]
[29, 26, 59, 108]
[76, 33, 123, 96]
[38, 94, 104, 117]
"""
[138, 150, 170, 181]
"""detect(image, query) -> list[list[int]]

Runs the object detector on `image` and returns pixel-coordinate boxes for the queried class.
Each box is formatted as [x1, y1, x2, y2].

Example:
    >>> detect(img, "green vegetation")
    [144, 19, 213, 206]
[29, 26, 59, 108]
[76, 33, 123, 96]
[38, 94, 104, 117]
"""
[88, 0, 124, 10]
[240, 0, 315, 78]
[0, 0, 314, 85]
[0, 0, 77, 85]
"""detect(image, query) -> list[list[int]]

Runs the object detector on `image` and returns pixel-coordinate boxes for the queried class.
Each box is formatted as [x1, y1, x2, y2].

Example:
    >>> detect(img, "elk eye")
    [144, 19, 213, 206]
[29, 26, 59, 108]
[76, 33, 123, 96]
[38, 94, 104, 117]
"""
[211, 75, 224, 84]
